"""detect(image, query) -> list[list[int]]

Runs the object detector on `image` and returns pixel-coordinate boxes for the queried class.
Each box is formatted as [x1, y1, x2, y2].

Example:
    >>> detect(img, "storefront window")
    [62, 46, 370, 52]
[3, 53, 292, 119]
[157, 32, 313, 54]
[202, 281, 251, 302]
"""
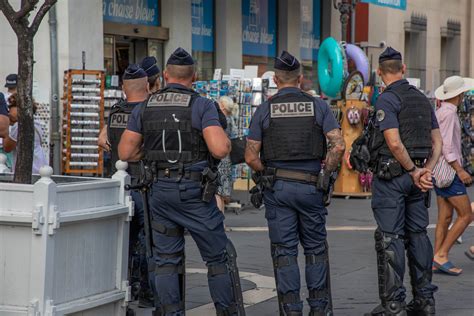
[192, 0, 215, 80]
[300, 0, 321, 91]
[148, 40, 165, 73]
[242, 0, 277, 76]
[104, 35, 115, 75]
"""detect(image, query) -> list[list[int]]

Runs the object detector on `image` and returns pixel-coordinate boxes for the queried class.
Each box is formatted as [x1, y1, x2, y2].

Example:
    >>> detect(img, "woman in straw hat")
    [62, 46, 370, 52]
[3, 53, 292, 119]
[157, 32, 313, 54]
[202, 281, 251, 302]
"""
[432, 76, 474, 275]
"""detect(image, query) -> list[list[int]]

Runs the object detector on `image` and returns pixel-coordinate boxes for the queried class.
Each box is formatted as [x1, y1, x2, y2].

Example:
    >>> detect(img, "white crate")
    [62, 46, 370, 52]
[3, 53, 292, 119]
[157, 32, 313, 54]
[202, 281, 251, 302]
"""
[0, 160, 133, 316]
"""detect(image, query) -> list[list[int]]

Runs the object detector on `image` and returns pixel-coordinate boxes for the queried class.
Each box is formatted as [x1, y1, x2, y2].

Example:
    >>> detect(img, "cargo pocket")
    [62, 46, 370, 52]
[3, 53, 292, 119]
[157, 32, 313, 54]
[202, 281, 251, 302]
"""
[371, 197, 400, 233]
[178, 184, 202, 202]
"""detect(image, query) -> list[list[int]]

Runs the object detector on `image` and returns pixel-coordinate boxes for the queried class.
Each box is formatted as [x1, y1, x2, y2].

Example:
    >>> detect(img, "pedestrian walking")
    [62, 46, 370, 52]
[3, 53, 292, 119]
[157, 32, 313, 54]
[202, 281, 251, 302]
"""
[98, 64, 154, 306]
[2, 94, 48, 173]
[432, 75, 474, 276]
[0, 93, 12, 168]
[216, 96, 238, 213]
[365, 47, 443, 316]
[118, 47, 245, 316]
[245, 50, 345, 316]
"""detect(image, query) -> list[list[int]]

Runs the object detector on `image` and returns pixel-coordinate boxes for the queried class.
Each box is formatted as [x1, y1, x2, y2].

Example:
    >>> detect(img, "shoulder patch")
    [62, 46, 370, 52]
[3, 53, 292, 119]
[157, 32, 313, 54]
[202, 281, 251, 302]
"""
[376, 110, 385, 122]
[148, 92, 191, 107]
[270, 102, 315, 118]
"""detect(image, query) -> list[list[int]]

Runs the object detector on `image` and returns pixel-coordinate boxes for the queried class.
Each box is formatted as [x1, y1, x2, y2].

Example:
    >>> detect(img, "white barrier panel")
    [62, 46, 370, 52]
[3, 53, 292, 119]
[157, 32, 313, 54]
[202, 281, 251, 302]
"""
[0, 161, 133, 316]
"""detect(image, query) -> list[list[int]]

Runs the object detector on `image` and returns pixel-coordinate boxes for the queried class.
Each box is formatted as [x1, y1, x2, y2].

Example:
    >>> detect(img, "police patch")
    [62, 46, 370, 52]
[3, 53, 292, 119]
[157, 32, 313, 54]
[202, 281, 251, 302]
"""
[270, 102, 314, 118]
[109, 113, 129, 128]
[148, 93, 191, 107]
[376, 110, 385, 122]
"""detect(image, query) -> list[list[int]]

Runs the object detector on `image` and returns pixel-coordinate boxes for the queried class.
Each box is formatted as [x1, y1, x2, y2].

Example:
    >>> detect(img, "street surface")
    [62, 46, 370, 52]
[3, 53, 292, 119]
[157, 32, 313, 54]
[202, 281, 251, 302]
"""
[133, 189, 474, 316]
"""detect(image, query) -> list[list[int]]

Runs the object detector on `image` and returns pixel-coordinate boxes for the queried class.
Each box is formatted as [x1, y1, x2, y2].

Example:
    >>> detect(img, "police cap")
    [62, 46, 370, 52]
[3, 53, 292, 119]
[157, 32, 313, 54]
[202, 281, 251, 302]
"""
[123, 64, 147, 80]
[274, 51, 300, 71]
[141, 56, 160, 77]
[166, 47, 194, 66]
[379, 47, 402, 64]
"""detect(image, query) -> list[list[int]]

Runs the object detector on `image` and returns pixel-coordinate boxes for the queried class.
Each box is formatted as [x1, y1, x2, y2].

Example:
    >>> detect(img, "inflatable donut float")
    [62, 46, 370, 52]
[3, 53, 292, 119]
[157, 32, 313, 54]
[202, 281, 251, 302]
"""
[344, 44, 370, 85]
[318, 37, 347, 98]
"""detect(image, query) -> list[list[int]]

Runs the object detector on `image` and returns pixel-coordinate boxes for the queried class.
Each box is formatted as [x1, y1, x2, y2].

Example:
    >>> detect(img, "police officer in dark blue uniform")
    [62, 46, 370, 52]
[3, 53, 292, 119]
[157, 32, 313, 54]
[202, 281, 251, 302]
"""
[365, 47, 443, 316]
[118, 47, 245, 316]
[245, 51, 345, 316]
[98, 64, 153, 307]
[141, 56, 161, 94]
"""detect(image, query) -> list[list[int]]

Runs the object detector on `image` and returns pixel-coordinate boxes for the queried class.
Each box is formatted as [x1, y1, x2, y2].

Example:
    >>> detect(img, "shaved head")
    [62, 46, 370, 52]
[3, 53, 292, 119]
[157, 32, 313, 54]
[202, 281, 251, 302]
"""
[165, 64, 195, 80]
[123, 77, 149, 101]
[274, 69, 301, 86]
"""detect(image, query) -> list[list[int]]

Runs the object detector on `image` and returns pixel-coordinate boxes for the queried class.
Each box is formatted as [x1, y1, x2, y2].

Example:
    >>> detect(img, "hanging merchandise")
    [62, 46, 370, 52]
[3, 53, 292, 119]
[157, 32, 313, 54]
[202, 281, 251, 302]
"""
[343, 71, 365, 100]
[346, 106, 361, 125]
[318, 37, 347, 98]
[62, 70, 105, 176]
[344, 44, 370, 84]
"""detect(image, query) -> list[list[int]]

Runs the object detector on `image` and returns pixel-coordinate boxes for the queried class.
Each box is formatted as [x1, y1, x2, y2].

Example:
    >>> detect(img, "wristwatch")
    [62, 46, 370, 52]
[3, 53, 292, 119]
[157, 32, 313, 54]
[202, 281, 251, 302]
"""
[406, 166, 416, 173]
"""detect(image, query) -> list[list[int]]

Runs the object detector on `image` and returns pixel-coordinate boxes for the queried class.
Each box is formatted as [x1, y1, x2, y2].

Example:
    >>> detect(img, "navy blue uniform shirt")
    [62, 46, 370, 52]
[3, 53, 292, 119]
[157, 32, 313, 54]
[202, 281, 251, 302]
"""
[248, 87, 340, 173]
[375, 79, 439, 131]
[127, 83, 222, 171]
[0, 93, 8, 116]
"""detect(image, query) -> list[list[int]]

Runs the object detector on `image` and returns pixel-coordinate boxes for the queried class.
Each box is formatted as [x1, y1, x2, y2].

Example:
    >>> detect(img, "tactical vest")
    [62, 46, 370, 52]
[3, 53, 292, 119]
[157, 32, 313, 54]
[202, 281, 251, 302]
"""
[141, 86, 209, 169]
[374, 83, 433, 160]
[262, 91, 326, 162]
[108, 100, 141, 178]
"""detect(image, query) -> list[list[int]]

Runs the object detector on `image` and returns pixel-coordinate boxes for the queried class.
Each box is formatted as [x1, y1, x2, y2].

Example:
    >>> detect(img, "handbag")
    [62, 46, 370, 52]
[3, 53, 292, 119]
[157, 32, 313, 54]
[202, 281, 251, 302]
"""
[230, 137, 246, 165]
[433, 156, 456, 188]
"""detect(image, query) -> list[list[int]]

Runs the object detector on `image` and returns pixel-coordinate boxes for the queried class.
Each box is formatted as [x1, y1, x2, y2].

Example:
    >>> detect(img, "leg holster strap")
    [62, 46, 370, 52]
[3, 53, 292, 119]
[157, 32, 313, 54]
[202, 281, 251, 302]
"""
[274, 255, 298, 268]
[216, 303, 237, 316]
[155, 264, 184, 275]
[208, 263, 228, 277]
[306, 253, 327, 265]
[281, 292, 301, 304]
[152, 222, 184, 237]
[309, 289, 328, 300]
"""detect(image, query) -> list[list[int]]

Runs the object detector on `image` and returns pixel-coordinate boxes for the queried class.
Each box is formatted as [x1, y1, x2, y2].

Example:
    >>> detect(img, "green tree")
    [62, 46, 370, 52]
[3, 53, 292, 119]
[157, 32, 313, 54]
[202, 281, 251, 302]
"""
[0, 0, 57, 183]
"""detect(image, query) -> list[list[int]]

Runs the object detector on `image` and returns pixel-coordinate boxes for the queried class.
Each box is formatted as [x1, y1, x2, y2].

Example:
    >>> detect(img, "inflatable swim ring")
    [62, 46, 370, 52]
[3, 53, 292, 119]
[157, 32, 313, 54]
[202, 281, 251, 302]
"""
[318, 37, 346, 98]
[344, 44, 370, 85]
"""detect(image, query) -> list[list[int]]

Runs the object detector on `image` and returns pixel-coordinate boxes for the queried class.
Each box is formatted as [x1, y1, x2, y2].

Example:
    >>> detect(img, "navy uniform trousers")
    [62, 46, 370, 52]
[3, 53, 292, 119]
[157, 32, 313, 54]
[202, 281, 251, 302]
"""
[148, 179, 236, 315]
[264, 180, 331, 312]
[371, 173, 437, 303]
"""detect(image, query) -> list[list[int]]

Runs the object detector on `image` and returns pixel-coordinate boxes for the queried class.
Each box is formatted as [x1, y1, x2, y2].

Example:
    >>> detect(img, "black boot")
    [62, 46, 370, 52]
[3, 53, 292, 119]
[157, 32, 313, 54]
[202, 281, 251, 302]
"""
[406, 297, 435, 316]
[364, 302, 407, 316]
[309, 308, 333, 316]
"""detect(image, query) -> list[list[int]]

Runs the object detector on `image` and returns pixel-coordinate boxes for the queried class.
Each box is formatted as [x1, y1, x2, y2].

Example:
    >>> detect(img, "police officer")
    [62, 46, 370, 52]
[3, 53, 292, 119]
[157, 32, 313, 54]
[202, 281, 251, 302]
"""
[118, 47, 245, 316]
[141, 56, 161, 93]
[245, 51, 345, 316]
[98, 64, 154, 307]
[365, 47, 443, 316]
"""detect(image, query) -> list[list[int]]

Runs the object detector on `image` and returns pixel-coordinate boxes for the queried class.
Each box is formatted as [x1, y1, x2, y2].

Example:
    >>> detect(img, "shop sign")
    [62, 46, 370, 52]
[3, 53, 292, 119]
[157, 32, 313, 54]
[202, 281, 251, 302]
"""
[192, 0, 214, 52]
[361, 0, 406, 11]
[242, 0, 277, 57]
[300, 0, 321, 61]
[103, 0, 160, 26]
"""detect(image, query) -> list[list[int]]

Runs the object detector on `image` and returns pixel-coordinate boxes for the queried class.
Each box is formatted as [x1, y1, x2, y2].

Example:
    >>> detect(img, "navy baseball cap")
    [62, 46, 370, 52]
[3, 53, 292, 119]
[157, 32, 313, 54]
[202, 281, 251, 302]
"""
[379, 47, 402, 64]
[274, 51, 300, 71]
[166, 47, 194, 66]
[5, 74, 17, 88]
[123, 64, 147, 80]
[141, 56, 160, 77]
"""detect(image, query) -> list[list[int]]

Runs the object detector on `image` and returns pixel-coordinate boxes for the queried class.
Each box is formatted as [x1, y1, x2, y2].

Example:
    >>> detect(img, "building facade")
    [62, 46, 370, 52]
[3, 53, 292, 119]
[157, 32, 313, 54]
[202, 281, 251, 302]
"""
[0, 0, 472, 104]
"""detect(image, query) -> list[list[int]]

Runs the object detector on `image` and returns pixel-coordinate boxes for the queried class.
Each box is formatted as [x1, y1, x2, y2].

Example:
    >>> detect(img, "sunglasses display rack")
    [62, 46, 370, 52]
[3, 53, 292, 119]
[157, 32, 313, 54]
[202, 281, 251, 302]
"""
[61, 70, 105, 176]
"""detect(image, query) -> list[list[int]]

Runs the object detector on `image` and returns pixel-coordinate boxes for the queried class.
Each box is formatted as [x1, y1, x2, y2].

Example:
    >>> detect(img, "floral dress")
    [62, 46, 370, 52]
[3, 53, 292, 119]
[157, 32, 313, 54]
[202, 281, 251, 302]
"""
[217, 115, 237, 197]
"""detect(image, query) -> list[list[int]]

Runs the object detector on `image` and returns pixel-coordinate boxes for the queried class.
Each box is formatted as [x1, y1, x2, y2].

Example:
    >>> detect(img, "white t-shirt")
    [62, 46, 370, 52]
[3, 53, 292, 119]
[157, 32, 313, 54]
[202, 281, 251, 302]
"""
[9, 121, 48, 173]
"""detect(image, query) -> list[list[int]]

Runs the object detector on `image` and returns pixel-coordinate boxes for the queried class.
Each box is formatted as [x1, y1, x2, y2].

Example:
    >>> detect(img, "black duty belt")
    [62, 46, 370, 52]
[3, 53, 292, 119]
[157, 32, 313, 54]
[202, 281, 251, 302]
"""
[156, 169, 202, 182]
[267, 168, 319, 184]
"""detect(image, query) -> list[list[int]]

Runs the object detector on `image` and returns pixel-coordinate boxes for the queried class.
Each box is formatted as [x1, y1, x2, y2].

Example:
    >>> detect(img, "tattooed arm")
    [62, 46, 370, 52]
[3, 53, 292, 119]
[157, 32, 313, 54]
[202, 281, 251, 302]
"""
[324, 128, 345, 172]
[245, 139, 264, 172]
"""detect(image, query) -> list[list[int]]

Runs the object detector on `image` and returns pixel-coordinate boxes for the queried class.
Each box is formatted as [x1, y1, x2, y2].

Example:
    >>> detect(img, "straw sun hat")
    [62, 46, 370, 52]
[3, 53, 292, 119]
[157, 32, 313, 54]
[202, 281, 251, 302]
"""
[434, 76, 474, 100]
